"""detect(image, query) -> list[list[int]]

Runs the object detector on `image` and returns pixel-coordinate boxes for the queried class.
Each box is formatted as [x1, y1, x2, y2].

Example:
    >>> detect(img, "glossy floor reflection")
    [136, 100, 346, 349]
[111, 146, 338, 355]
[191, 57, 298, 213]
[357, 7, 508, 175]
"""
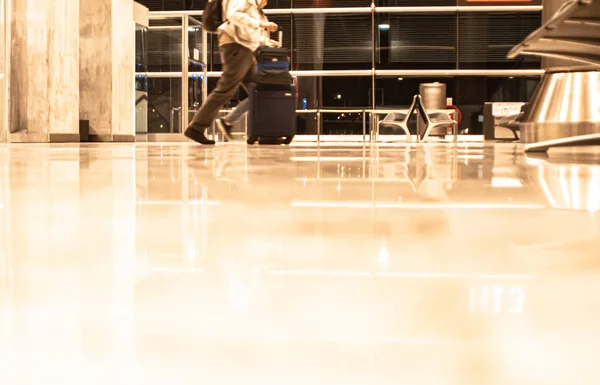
[1, 142, 600, 385]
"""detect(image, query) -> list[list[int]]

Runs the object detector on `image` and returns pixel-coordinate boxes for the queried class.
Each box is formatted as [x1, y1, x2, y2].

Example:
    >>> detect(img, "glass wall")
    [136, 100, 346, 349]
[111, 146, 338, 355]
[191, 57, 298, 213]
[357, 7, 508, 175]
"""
[136, 1, 543, 140]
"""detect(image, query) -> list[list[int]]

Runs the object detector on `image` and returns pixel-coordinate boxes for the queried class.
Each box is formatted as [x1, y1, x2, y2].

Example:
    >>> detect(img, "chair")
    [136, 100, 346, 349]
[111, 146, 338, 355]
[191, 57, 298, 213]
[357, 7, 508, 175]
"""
[378, 95, 457, 143]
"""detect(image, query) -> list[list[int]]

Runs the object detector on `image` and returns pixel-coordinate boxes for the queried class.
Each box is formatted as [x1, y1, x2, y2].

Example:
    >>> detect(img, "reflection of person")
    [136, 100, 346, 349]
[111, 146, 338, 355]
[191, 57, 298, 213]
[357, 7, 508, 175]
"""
[185, 0, 280, 145]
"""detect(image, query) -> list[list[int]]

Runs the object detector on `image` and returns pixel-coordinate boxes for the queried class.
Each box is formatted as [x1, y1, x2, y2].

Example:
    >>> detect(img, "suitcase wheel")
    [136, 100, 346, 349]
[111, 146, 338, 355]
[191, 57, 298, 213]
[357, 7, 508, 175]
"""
[283, 136, 294, 145]
[247, 135, 258, 145]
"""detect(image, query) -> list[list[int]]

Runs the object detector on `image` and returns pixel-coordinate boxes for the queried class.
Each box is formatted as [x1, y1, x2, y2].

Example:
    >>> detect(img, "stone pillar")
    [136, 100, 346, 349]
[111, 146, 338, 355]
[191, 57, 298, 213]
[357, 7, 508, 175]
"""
[0, 0, 8, 143]
[10, 0, 80, 143]
[80, 0, 134, 142]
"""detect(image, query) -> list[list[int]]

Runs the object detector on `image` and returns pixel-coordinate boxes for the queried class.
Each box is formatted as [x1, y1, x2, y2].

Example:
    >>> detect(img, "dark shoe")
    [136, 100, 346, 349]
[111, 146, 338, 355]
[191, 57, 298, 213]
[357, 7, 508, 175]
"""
[216, 118, 234, 142]
[184, 125, 215, 145]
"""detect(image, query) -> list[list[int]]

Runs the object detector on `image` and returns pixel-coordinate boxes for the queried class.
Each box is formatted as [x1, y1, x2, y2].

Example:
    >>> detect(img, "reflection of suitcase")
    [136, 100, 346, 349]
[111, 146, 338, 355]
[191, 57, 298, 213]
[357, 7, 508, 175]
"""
[247, 82, 296, 145]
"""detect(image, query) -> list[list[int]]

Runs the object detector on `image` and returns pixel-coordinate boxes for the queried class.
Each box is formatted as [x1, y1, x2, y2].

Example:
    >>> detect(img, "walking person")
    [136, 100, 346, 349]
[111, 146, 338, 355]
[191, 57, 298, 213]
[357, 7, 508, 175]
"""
[185, 0, 280, 145]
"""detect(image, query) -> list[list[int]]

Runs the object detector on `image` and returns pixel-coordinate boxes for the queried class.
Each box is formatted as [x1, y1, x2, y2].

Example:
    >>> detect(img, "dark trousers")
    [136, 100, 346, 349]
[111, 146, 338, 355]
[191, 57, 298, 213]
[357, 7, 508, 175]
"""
[190, 43, 255, 128]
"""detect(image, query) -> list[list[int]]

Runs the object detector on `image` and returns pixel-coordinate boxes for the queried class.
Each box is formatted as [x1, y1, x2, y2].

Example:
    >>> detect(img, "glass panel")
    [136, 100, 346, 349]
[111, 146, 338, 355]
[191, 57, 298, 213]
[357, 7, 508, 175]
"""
[268, 14, 292, 54]
[187, 24, 204, 71]
[265, 0, 293, 8]
[458, 12, 541, 69]
[322, 76, 372, 108]
[147, 78, 183, 133]
[147, 18, 183, 72]
[296, 76, 321, 112]
[321, 112, 366, 136]
[188, 22, 206, 123]
[375, 76, 457, 137]
[376, 13, 457, 70]
[188, 75, 205, 118]
[296, 111, 318, 135]
[456, 76, 540, 134]
[375, 76, 456, 108]
[321, 76, 370, 137]
[293, 14, 372, 70]
[209, 34, 221, 72]
[136, 25, 149, 134]
[136, 24, 148, 73]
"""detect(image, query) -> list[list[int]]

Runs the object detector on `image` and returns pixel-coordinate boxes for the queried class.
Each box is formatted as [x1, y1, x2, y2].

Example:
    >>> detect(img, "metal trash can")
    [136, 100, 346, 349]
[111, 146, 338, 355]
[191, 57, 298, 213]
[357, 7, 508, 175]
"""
[418, 82, 447, 137]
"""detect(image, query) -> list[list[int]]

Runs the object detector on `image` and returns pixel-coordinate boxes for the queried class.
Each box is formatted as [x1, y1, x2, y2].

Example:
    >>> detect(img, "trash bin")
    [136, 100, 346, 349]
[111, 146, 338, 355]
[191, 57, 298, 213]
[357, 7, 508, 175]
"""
[418, 82, 446, 137]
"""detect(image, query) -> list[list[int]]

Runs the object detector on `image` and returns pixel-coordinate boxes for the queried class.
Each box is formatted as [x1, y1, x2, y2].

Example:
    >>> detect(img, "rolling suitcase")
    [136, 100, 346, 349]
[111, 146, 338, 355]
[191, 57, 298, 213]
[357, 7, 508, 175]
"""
[247, 82, 296, 145]
[246, 33, 296, 145]
[253, 45, 292, 86]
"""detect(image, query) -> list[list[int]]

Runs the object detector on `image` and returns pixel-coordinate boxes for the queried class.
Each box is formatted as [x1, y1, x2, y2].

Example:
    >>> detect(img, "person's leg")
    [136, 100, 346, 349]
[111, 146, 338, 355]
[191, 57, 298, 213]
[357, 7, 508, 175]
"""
[215, 62, 256, 141]
[227, 60, 255, 123]
[216, 98, 248, 142]
[186, 44, 254, 144]
[224, 99, 248, 124]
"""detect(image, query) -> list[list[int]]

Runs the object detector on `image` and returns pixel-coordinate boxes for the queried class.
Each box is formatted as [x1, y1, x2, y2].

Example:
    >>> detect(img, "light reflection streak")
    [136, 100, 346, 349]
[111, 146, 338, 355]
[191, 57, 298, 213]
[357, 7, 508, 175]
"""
[559, 166, 571, 207]
[537, 166, 558, 208]
[266, 270, 537, 280]
[291, 201, 545, 209]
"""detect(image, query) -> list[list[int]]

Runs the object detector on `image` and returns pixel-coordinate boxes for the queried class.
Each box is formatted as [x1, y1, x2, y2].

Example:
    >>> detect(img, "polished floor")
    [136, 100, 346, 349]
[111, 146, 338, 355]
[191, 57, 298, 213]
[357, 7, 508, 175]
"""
[1, 141, 599, 385]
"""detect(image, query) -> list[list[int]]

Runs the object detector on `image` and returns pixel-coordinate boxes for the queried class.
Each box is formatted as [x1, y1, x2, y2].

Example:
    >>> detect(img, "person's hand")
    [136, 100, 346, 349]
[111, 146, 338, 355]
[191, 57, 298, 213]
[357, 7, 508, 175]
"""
[262, 22, 278, 32]
[268, 39, 281, 47]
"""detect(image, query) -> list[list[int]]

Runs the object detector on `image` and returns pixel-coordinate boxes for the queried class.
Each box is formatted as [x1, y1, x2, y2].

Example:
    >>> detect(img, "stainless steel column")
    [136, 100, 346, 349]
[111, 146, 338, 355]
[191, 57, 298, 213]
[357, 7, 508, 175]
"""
[418, 82, 446, 137]
[542, 0, 573, 69]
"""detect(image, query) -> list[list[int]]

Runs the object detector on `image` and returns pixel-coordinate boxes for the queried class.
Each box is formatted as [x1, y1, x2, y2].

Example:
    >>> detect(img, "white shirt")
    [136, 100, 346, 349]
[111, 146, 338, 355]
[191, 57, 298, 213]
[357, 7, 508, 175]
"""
[219, 0, 270, 52]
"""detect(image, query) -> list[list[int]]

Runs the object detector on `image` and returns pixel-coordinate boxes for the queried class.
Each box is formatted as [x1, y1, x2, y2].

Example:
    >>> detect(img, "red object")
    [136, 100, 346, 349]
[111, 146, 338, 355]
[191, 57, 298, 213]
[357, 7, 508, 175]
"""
[446, 105, 462, 124]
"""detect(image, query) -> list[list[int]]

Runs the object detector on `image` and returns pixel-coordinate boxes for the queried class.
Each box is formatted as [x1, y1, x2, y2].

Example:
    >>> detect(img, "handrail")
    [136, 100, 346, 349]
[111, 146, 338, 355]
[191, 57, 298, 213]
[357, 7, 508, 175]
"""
[147, 26, 181, 30]
[139, 69, 544, 78]
[378, 5, 543, 13]
[148, 5, 542, 18]
[374, 69, 545, 77]
[319, 109, 365, 113]
[368, 108, 455, 114]
[212, 108, 455, 114]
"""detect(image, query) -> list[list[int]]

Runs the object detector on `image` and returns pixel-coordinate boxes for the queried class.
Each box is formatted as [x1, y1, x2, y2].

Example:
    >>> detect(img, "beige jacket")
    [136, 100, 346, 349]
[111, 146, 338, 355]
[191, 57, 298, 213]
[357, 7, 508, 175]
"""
[218, 0, 270, 52]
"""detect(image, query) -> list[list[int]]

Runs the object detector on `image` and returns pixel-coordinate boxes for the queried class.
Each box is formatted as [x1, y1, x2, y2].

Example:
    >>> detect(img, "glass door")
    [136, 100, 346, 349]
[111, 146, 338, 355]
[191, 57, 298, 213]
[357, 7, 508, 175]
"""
[135, 23, 149, 135]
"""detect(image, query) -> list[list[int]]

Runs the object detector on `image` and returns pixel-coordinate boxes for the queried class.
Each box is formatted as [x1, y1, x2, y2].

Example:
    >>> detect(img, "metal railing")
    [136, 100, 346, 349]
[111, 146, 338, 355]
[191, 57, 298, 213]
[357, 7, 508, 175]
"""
[148, 5, 543, 18]
[202, 107, 460, 144]
[137, 5, 544, 139]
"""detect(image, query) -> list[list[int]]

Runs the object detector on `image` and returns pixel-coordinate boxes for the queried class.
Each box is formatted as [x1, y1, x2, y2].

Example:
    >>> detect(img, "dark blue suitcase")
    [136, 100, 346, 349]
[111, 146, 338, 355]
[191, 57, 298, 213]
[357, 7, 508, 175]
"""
[247, 82, 296, 145]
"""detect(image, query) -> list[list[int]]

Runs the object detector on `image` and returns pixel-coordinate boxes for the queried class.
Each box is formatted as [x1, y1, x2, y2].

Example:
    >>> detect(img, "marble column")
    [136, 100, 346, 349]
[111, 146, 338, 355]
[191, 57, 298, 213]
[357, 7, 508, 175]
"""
[0, 0, 8, 143]
[10, 0, 80, 143]
[80, 0, 135, 142]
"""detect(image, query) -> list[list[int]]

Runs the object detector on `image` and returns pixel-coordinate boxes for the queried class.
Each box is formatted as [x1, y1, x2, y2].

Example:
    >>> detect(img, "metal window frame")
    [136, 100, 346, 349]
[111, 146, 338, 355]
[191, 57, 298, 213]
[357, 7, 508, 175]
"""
[140, 5, 543, 138]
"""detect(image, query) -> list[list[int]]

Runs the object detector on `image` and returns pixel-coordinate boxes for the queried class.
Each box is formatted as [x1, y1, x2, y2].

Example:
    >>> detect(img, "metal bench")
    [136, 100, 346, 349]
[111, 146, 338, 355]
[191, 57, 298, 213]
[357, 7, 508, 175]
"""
[506, 0, 600, 152]
[378, 95, 458, 143]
